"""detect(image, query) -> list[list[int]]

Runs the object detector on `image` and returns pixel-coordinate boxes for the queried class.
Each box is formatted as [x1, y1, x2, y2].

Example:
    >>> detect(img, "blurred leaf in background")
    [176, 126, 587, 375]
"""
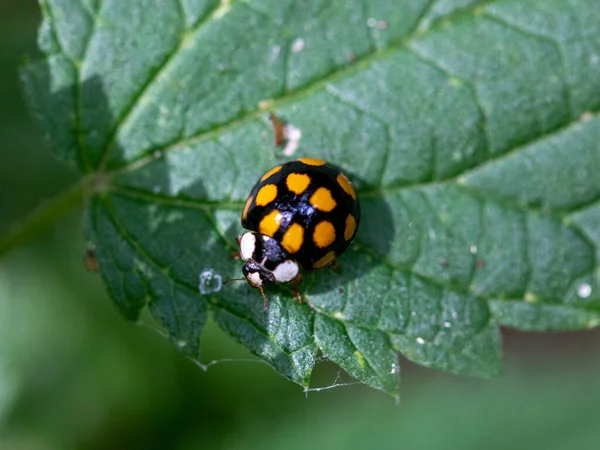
[1, 1, 600, 450]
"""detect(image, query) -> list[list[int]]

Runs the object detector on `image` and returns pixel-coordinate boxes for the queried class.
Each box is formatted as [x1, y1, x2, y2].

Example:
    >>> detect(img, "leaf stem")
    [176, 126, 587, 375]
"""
[0, 178, 90, 257]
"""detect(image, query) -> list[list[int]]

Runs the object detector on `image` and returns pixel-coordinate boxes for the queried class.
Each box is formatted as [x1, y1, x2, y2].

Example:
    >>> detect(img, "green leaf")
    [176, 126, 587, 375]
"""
[17, 0, 600, 396]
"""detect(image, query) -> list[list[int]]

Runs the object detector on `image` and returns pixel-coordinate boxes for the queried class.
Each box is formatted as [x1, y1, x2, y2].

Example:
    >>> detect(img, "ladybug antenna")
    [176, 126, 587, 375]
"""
[223, 277, 246, 285]
[259, 286, 269, 311]
[223, 278, 269, 310]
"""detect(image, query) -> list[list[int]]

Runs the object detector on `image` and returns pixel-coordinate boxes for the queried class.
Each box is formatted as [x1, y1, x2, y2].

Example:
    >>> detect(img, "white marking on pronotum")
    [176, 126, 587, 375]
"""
[272, 260, 299, 283]
[247, 272, 263, 287]
[239, 232, 256, 261]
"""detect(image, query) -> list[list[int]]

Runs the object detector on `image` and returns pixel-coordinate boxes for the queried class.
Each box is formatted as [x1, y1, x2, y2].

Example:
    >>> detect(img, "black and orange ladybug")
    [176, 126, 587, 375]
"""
[237, 158, 360, 303]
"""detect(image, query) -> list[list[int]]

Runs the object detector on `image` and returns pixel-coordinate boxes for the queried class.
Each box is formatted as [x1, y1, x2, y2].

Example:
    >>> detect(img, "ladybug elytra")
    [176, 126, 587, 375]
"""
[237, 158, 360, 305]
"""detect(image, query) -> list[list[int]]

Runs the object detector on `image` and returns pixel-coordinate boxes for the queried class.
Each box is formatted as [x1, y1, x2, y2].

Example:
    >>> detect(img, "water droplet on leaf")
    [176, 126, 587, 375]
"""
[198, 269, 223, 294]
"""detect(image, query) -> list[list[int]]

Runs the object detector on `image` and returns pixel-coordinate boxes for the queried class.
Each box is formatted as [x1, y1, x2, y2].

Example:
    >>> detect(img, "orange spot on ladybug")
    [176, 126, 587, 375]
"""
[242, 195, 253, 220]
[260, 165, 282, 182]
[259, 210, 283, 237]
[298, 158, 326, 166]
[313, 250, 336, 268]
[313, 221, 336, 248]
[309, 187, 337, 212]
[344, 214, 356, 241]
[281, 223, 304, 254]
[255, 184, 278, 206]
[286, 173, 311, 195]
[337, 173, 356, 199]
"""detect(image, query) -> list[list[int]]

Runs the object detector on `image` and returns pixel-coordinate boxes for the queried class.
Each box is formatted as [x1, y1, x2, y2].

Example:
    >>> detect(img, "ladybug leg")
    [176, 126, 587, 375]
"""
[259, 287, 269, 311]
[289, 273, 304, 304]
[293, 290, 303, 304]
[230, 235, 243, 260]
[330, 259, 342, 273]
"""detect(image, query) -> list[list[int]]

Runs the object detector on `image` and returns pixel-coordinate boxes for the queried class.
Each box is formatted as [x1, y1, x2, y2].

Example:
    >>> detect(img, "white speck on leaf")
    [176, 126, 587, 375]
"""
[470, 245, 478, 254]
[165, 211, 184, 223]
[587, 318, 600, 328]
[134, 259, 153, 278]
[367, 18, 376, 27]
[524, 292, 538, 302]
[177, 340, 187, 348]
[390, 363, 399, 374]
[271, 45, 281, 61]
[416, 337, 425, 345]
[282, 123, 302, 156]
[198, 269, 223, 294]
[443, 321, 452, 328]
[577, 283, 592, 298]
[292, 38, 305, 53]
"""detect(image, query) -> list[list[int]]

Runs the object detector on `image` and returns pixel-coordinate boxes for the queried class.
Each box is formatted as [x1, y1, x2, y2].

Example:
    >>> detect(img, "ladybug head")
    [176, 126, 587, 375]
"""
[241, 259, 276, 288]
[238, 232, 299, 286]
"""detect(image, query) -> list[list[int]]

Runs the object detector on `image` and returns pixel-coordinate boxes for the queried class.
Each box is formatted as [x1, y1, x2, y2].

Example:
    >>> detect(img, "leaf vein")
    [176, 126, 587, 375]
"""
[97, 0, 238, 170]
[481, 11, 576, 119]
[75, 0, 102, 173]
[404, 44, 492, 159]
[210, 303, 303, 358]
[342, 324, 383, 376]
[103, 198, 187, 337]
[107, 0, 507, 175]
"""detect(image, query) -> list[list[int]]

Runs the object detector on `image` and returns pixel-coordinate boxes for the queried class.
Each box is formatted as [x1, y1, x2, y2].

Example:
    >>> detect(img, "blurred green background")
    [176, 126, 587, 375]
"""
[1, 2, 600, 449]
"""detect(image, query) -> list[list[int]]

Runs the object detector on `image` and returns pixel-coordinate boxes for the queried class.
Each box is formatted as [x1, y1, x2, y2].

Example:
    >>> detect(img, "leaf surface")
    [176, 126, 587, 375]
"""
[21, 0, 600, 395]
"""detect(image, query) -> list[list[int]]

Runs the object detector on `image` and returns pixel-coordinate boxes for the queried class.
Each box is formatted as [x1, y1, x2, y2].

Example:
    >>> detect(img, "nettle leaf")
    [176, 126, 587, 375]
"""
[21, 0, 600, 396]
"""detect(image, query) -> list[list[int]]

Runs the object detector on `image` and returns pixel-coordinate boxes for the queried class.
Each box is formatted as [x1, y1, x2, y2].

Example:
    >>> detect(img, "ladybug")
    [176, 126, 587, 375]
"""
[237, 158, 360, 305]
